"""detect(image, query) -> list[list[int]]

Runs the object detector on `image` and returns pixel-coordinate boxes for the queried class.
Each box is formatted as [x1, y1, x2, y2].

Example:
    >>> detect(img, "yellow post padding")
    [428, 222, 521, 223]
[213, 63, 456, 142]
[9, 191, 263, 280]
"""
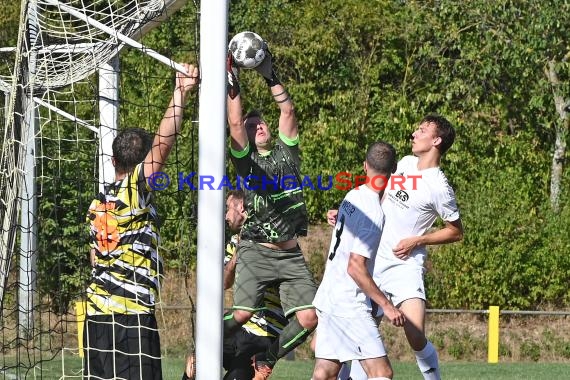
[488, 305, 500, 363]
[76, 301, 86, 358]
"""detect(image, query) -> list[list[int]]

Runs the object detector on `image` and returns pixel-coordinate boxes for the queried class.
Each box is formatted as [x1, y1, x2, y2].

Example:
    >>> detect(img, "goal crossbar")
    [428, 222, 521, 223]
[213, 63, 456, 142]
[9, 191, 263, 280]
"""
[44, 0, 188, 75]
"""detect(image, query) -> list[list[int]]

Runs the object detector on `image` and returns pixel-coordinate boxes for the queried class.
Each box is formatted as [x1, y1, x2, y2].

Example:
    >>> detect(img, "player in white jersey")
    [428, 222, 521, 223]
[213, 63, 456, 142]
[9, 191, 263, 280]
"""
[338, 115, 464, 380]
[312, 141, 405, 380]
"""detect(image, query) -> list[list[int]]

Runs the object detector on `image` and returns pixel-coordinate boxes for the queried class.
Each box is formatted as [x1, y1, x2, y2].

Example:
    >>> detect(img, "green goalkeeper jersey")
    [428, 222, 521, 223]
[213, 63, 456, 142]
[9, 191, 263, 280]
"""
[230, 134, 308, 243]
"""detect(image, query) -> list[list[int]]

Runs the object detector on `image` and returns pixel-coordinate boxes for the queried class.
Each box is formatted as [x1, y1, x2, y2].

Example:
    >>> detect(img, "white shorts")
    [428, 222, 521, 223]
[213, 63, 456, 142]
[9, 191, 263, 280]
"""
[376, 263, 426, 307]
[314, 309, 387, 363]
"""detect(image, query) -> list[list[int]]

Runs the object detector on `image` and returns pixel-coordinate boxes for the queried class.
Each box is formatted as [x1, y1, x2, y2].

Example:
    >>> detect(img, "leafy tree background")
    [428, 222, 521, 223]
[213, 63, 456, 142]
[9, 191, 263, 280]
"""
[0, 0, 568, 312]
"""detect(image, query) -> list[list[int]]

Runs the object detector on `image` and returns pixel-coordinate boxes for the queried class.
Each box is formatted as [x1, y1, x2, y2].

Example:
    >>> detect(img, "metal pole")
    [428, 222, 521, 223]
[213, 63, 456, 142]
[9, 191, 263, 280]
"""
[98, 55, 119, 192]
[18, 0, 40, 341]
[196, 1, 228, 378]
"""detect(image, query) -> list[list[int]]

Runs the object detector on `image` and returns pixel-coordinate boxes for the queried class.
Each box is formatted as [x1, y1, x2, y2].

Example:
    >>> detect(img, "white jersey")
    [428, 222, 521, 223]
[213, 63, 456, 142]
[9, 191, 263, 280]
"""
[313, 185, 384, 318]
[375, 155, 460, 274]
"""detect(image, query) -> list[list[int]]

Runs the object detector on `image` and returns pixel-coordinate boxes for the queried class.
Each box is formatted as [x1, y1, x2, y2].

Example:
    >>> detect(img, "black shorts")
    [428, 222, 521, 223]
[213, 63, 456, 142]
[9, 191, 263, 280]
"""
[223, 328, 276, 380]
[83, 314, 162, 380]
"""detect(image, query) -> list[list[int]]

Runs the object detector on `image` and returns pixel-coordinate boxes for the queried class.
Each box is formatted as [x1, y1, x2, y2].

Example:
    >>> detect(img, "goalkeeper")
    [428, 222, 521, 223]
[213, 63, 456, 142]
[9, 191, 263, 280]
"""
[224, 45, 318, 380]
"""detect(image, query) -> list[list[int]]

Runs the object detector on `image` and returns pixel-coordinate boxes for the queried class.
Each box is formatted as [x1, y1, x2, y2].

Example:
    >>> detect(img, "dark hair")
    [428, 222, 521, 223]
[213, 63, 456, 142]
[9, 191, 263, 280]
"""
[227, 189, 245, 202]
[421, 114, 455, 154]
[366, 141, 397, 175]
[112, 128, 153, 174]
[243, 109, 262, 122]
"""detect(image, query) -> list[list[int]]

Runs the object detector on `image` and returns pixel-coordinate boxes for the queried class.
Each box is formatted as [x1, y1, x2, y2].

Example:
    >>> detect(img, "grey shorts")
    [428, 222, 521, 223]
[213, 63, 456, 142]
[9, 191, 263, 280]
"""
[232, 240, 317, 316]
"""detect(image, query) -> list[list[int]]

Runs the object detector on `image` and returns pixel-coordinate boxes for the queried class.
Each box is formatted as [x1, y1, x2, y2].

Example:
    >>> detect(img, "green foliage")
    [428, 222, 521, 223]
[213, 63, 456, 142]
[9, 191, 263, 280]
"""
[0, 0, 20, 47]
[520, 341, 541, 361]
[2, 0, 569, 311]
[228, 0, 570, 310]
[427, 328, 486, 360]
[235, 0, 570, 310]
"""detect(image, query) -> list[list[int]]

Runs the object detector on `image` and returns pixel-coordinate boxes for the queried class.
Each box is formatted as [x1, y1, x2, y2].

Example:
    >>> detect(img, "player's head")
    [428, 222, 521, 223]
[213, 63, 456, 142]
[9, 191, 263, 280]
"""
[411, 114, 455, 156]
[112, 128, 153, 175]
[226, 190, 247, 233]
[364, 141, 397, 177]
[243, 110, 272, 149]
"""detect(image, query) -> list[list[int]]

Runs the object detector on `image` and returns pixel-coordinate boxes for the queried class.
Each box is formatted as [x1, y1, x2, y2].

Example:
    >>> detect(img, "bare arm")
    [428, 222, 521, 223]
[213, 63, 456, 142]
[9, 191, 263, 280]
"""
[144, 64, 199, 178]
[226, 53, 249, 152]
[252, 48, 297, 139]
[223, 251, 238, 290]
[393, 218, 464, 259]
[271, 84, 298, 139]
[227, 92, 248, 152]
[347, 253, 405, 327]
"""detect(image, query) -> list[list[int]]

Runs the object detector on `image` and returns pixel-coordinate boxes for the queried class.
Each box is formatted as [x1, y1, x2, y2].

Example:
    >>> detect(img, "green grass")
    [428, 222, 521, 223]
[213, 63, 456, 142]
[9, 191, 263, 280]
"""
[270, 360, 570, 380]
[3, 356, 570, 379]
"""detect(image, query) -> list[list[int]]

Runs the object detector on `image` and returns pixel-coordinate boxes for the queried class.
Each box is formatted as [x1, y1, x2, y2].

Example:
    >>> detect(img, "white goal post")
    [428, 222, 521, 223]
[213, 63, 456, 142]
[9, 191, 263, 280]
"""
[196, 1, 228, 377]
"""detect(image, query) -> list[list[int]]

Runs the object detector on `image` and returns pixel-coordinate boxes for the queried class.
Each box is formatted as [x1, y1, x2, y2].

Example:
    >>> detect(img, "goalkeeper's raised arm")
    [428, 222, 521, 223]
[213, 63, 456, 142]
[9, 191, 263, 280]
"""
[253, 49, 298, 140]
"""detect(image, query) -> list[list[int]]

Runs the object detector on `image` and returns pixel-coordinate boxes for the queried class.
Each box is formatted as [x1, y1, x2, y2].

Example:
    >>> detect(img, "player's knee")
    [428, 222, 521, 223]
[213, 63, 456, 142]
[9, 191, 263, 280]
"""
[365, 360, 393, 379]
[297, 308, 317, 329]
[404, 323, 427, 350]
[233, 309, 252, 324]
[369, 366, 394, 379]
[407, 333, 428, 351]
[311, 366, 336, 380]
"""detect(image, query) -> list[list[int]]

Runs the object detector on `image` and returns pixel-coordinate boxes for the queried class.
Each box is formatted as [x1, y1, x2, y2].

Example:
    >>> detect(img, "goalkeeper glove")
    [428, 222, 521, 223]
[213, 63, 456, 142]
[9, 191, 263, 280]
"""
[254, 48, 281, 87]
[227, 51, 240, 99]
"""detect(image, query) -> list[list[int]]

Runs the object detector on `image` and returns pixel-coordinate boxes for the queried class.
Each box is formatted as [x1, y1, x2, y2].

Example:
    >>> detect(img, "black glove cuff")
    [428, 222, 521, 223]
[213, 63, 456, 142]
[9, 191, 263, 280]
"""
[227, 71, 240, 100]
[264, 70, 281, 87]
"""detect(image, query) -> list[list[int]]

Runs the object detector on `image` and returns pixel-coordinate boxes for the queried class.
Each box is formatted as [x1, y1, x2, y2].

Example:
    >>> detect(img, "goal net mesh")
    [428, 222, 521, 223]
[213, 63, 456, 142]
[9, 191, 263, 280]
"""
[0, 0, 200, 377]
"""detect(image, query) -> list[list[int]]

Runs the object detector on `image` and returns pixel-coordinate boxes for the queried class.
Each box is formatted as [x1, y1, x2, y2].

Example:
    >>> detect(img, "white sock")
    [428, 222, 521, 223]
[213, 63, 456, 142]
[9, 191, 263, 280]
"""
[347, 359, 367, 380]
[415, 341, 441, 380]
[368, 378, 391, 380]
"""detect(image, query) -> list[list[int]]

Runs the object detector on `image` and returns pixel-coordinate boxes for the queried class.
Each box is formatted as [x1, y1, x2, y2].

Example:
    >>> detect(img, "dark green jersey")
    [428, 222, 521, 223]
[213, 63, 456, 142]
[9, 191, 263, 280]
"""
[231, 134, 308, 243]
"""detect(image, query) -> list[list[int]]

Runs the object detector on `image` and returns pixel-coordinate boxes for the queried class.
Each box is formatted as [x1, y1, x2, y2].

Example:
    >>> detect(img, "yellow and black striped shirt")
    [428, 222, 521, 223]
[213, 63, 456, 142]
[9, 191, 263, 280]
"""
[86, 163, 162, 315]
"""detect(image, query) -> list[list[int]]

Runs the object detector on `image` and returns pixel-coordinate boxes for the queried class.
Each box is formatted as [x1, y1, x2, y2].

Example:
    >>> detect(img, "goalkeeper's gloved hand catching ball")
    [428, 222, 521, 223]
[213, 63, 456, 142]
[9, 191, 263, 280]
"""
[226, 51, 240, 99]
[254, 48, 281, 87]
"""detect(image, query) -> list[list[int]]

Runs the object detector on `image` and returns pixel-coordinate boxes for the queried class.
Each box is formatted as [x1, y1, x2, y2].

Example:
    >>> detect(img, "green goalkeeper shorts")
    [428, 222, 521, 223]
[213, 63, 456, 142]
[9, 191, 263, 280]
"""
[232, 239, 317, 317]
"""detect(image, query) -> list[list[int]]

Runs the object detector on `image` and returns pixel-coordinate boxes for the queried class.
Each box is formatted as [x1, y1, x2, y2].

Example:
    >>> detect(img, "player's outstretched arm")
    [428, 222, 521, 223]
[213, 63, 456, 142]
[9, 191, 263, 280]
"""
[227, 53, 248, 152]
[144, 63, 199, 178]
[254, 49, 298, 140]
[347, 253, 406, 327]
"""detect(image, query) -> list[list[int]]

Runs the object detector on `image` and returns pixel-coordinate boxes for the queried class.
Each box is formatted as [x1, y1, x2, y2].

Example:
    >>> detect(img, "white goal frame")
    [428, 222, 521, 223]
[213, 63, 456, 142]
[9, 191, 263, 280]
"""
[1, 0, 228, 377]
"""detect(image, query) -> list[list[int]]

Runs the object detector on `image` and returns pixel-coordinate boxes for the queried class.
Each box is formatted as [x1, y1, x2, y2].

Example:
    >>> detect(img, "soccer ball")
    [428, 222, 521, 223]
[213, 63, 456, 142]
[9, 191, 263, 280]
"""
[228, 31, 267, 69]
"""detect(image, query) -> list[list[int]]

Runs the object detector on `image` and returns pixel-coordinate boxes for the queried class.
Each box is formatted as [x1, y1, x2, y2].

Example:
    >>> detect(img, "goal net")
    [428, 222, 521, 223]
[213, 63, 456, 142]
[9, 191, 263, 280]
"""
[0, 0, 201, 377]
